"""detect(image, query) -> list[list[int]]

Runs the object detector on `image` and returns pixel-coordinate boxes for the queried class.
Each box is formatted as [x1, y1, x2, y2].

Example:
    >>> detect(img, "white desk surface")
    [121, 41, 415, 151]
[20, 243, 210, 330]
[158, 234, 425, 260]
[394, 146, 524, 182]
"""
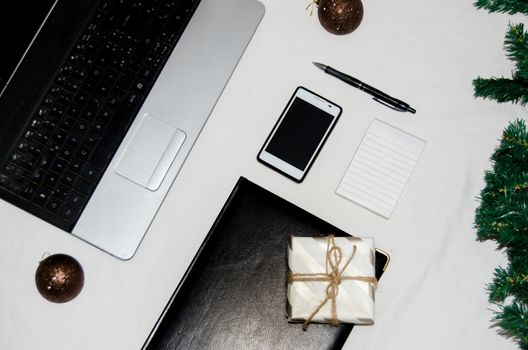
[0, 0, 524, 349]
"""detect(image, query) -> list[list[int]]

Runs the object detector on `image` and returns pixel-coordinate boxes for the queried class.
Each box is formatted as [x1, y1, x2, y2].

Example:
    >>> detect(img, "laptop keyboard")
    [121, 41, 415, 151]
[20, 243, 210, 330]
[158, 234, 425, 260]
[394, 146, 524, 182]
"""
[0, 0, 201, 229]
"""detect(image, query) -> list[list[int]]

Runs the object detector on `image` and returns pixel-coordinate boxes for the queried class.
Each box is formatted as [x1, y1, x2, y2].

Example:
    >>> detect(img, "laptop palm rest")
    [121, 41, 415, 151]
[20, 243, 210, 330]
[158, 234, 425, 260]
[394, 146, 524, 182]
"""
[73, 0, 265, 260]
[115, 114, 186, 191]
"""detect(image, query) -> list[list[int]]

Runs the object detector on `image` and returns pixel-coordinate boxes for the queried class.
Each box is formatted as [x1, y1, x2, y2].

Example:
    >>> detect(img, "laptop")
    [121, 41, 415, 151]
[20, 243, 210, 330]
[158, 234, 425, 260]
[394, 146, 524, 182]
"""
[0, 0, 264, 260]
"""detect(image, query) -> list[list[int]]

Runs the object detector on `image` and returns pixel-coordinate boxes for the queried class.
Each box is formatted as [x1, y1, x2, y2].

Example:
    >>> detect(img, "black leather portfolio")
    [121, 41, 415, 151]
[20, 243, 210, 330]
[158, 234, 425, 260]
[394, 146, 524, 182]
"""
[143, 177, 388, 350]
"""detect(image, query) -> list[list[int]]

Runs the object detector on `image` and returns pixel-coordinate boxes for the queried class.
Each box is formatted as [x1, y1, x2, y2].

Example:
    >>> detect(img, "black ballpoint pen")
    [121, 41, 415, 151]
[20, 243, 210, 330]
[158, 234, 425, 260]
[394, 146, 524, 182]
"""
[313, 62, 416, 114]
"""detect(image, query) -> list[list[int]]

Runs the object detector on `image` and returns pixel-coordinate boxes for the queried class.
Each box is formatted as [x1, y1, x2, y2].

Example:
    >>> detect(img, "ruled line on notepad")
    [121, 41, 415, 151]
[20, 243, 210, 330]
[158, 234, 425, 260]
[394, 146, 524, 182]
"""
[337, 186, 393, 217]
[362, 138, 417, 167]
[339, 179, 399, 207]
[346, 160, 407, 188]
[345, 168, 403, 196]
[354, 153, 411, 182]
[336, 119, 426, 218]
[365, 132, 422, 159]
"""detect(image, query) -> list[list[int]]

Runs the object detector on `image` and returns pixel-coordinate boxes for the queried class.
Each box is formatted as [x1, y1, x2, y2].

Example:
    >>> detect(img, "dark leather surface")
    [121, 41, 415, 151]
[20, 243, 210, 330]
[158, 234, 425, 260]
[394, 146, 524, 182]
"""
[144, 177, 387, 350]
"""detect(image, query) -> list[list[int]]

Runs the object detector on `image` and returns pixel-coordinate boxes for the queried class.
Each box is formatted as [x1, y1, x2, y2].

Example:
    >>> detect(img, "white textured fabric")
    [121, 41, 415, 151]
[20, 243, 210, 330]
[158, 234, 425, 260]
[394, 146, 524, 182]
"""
[0, 0, 523, 349]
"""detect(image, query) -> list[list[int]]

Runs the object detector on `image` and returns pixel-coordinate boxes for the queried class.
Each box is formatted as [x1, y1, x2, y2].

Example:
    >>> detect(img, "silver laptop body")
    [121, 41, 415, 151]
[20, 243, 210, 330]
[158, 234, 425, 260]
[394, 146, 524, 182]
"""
[2, 0, 264, 260]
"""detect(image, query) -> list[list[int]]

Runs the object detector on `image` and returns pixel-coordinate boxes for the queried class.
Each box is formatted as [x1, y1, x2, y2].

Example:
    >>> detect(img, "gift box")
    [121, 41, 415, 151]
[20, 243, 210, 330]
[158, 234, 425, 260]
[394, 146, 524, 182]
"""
[287, 235, 377, 329]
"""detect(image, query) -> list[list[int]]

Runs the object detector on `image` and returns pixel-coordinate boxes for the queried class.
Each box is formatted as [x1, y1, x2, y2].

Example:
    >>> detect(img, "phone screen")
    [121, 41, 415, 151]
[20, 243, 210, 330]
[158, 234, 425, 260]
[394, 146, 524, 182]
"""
[264, 97, 334, 171]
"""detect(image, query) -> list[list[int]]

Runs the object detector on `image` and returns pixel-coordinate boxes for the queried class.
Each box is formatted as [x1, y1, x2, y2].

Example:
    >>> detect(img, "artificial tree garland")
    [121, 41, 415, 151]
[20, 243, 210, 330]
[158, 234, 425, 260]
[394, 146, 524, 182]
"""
[473, 1, 528, 348]
[474, 23, 528, 105]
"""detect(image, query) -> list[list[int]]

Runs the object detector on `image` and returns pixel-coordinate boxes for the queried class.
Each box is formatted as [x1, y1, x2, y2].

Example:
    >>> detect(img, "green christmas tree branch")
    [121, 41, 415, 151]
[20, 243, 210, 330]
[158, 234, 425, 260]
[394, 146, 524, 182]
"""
[475, 120, 528, 349]
[505, 24, 528, 65]
[473, 24, 528, 105]
[492, 302, 528, 349]
[474, 1, 528, 347]
[488, 265, 528, 303]
[474, 77, 528, 105]
[475, 0, 528, 15]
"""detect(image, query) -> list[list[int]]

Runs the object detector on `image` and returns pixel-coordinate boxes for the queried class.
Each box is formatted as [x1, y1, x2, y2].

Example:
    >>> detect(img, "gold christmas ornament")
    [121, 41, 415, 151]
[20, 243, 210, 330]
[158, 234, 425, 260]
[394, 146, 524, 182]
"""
[317, 0, 364, 35]
[35, 254, 84, 303]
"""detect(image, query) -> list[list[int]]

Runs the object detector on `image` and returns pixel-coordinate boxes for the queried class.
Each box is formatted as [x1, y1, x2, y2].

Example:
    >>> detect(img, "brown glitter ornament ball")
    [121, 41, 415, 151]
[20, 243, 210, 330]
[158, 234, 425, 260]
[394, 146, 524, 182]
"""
[318, 0, 364, 35]
[35, 254, 84, 303]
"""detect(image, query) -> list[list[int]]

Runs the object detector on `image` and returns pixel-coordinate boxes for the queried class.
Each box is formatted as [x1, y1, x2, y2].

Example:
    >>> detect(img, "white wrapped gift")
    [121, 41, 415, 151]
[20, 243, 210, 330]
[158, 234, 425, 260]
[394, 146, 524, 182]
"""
[287, 235, 376, 329]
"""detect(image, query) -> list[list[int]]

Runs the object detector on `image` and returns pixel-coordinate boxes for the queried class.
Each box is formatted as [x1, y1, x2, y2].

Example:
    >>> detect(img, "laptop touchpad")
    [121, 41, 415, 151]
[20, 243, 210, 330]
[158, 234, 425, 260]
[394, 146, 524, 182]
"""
[115, 114, 186, 191]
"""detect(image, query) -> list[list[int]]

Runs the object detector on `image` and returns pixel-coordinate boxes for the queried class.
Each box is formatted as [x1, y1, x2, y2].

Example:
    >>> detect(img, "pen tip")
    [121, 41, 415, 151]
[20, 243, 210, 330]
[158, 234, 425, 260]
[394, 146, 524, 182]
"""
[312, 62, 327, 71]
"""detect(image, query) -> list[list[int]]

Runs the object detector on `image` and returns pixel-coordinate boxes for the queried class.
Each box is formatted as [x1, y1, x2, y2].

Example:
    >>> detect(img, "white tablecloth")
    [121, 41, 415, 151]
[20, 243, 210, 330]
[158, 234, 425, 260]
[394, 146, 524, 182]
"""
[0, 0, 524, 349]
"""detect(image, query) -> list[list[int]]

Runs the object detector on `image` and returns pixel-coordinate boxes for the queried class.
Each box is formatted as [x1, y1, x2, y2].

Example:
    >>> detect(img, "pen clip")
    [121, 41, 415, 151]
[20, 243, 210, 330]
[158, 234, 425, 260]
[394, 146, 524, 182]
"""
[372, 97, 406, 112]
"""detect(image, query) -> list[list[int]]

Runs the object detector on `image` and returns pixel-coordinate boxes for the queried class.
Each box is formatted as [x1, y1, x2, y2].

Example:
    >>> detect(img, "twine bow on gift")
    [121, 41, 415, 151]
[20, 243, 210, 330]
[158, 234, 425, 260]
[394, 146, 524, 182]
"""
[288, 235, 377, 330]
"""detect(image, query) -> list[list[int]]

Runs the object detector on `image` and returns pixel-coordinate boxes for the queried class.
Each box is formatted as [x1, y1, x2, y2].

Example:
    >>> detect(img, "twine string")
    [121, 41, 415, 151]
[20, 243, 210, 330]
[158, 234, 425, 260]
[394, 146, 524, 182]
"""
[306, 0, 319, 16]
[288, 235, 377, 330]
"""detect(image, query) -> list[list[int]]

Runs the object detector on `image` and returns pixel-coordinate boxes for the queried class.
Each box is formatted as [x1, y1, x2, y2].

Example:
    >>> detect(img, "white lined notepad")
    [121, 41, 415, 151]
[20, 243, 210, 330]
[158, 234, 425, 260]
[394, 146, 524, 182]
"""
[336, 119, 426, 218]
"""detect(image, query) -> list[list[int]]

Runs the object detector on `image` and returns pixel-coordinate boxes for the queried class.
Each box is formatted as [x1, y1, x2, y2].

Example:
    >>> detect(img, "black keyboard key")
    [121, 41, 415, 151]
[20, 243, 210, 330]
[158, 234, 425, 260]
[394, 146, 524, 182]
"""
[96, 82, 112, 95]
[59, 147, 75, 161]
[52, 129, 68, 144]
[92, 119, 106, 135]
[102, 69, 119, 84]
[152, 40, 169, 56]
[38, 156, 52, 170]
[16, 140, 29, 153]
[51, 104, 66, 118]
[65, 79, 82, 94]
[61, 171, 77, 187]
[72, 68, 88, 81]
[59, 117, 76, 133]
[55, 73, 68, 86]
[68, 104, 83, 119]
[132, 81, 147, 94]
[36, 107, 49, 118]
[26, 143, 43, 159]
[44, 171, 61, 189]
[42, 95, 55, 107]
[34, 130, 50, 145]
[73, 90, 89, 106]
[28, 118, 43, 129]
[31, 168, 46, 184]
[69, 159, 84, 174]
[77, 144, 92, 161]
[46, 198, 64, 214]
[58, 205, 80, 222]
[82, 107, 98, 121]
[75, 120, 90, 135]
[66, 191, 87, 210]
[89, 95, 105, 110]
[53, 185, 70, 201]
[84, 133, 100, 148]
[47, 143, 61, 157]
[34, 187, 52, 206]
[66, 134, 82, 149]
[58, 91, 73, 106]
[99, 109, 113, 122]
[52, 158, 68, 173]
[49, 85, 61, 96]
[125, 92, 142, 108]
[21, 183, 38, 199]
[73, 177, 94, 196]
[42, 118, 58, 131]
[81, 164, 101, 182]
[81, 79, 96, 93]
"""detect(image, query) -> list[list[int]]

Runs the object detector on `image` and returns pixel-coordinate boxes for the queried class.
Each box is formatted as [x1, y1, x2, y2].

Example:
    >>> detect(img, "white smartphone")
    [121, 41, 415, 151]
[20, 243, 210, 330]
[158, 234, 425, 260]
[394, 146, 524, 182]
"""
[257, 86, 342, 182]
